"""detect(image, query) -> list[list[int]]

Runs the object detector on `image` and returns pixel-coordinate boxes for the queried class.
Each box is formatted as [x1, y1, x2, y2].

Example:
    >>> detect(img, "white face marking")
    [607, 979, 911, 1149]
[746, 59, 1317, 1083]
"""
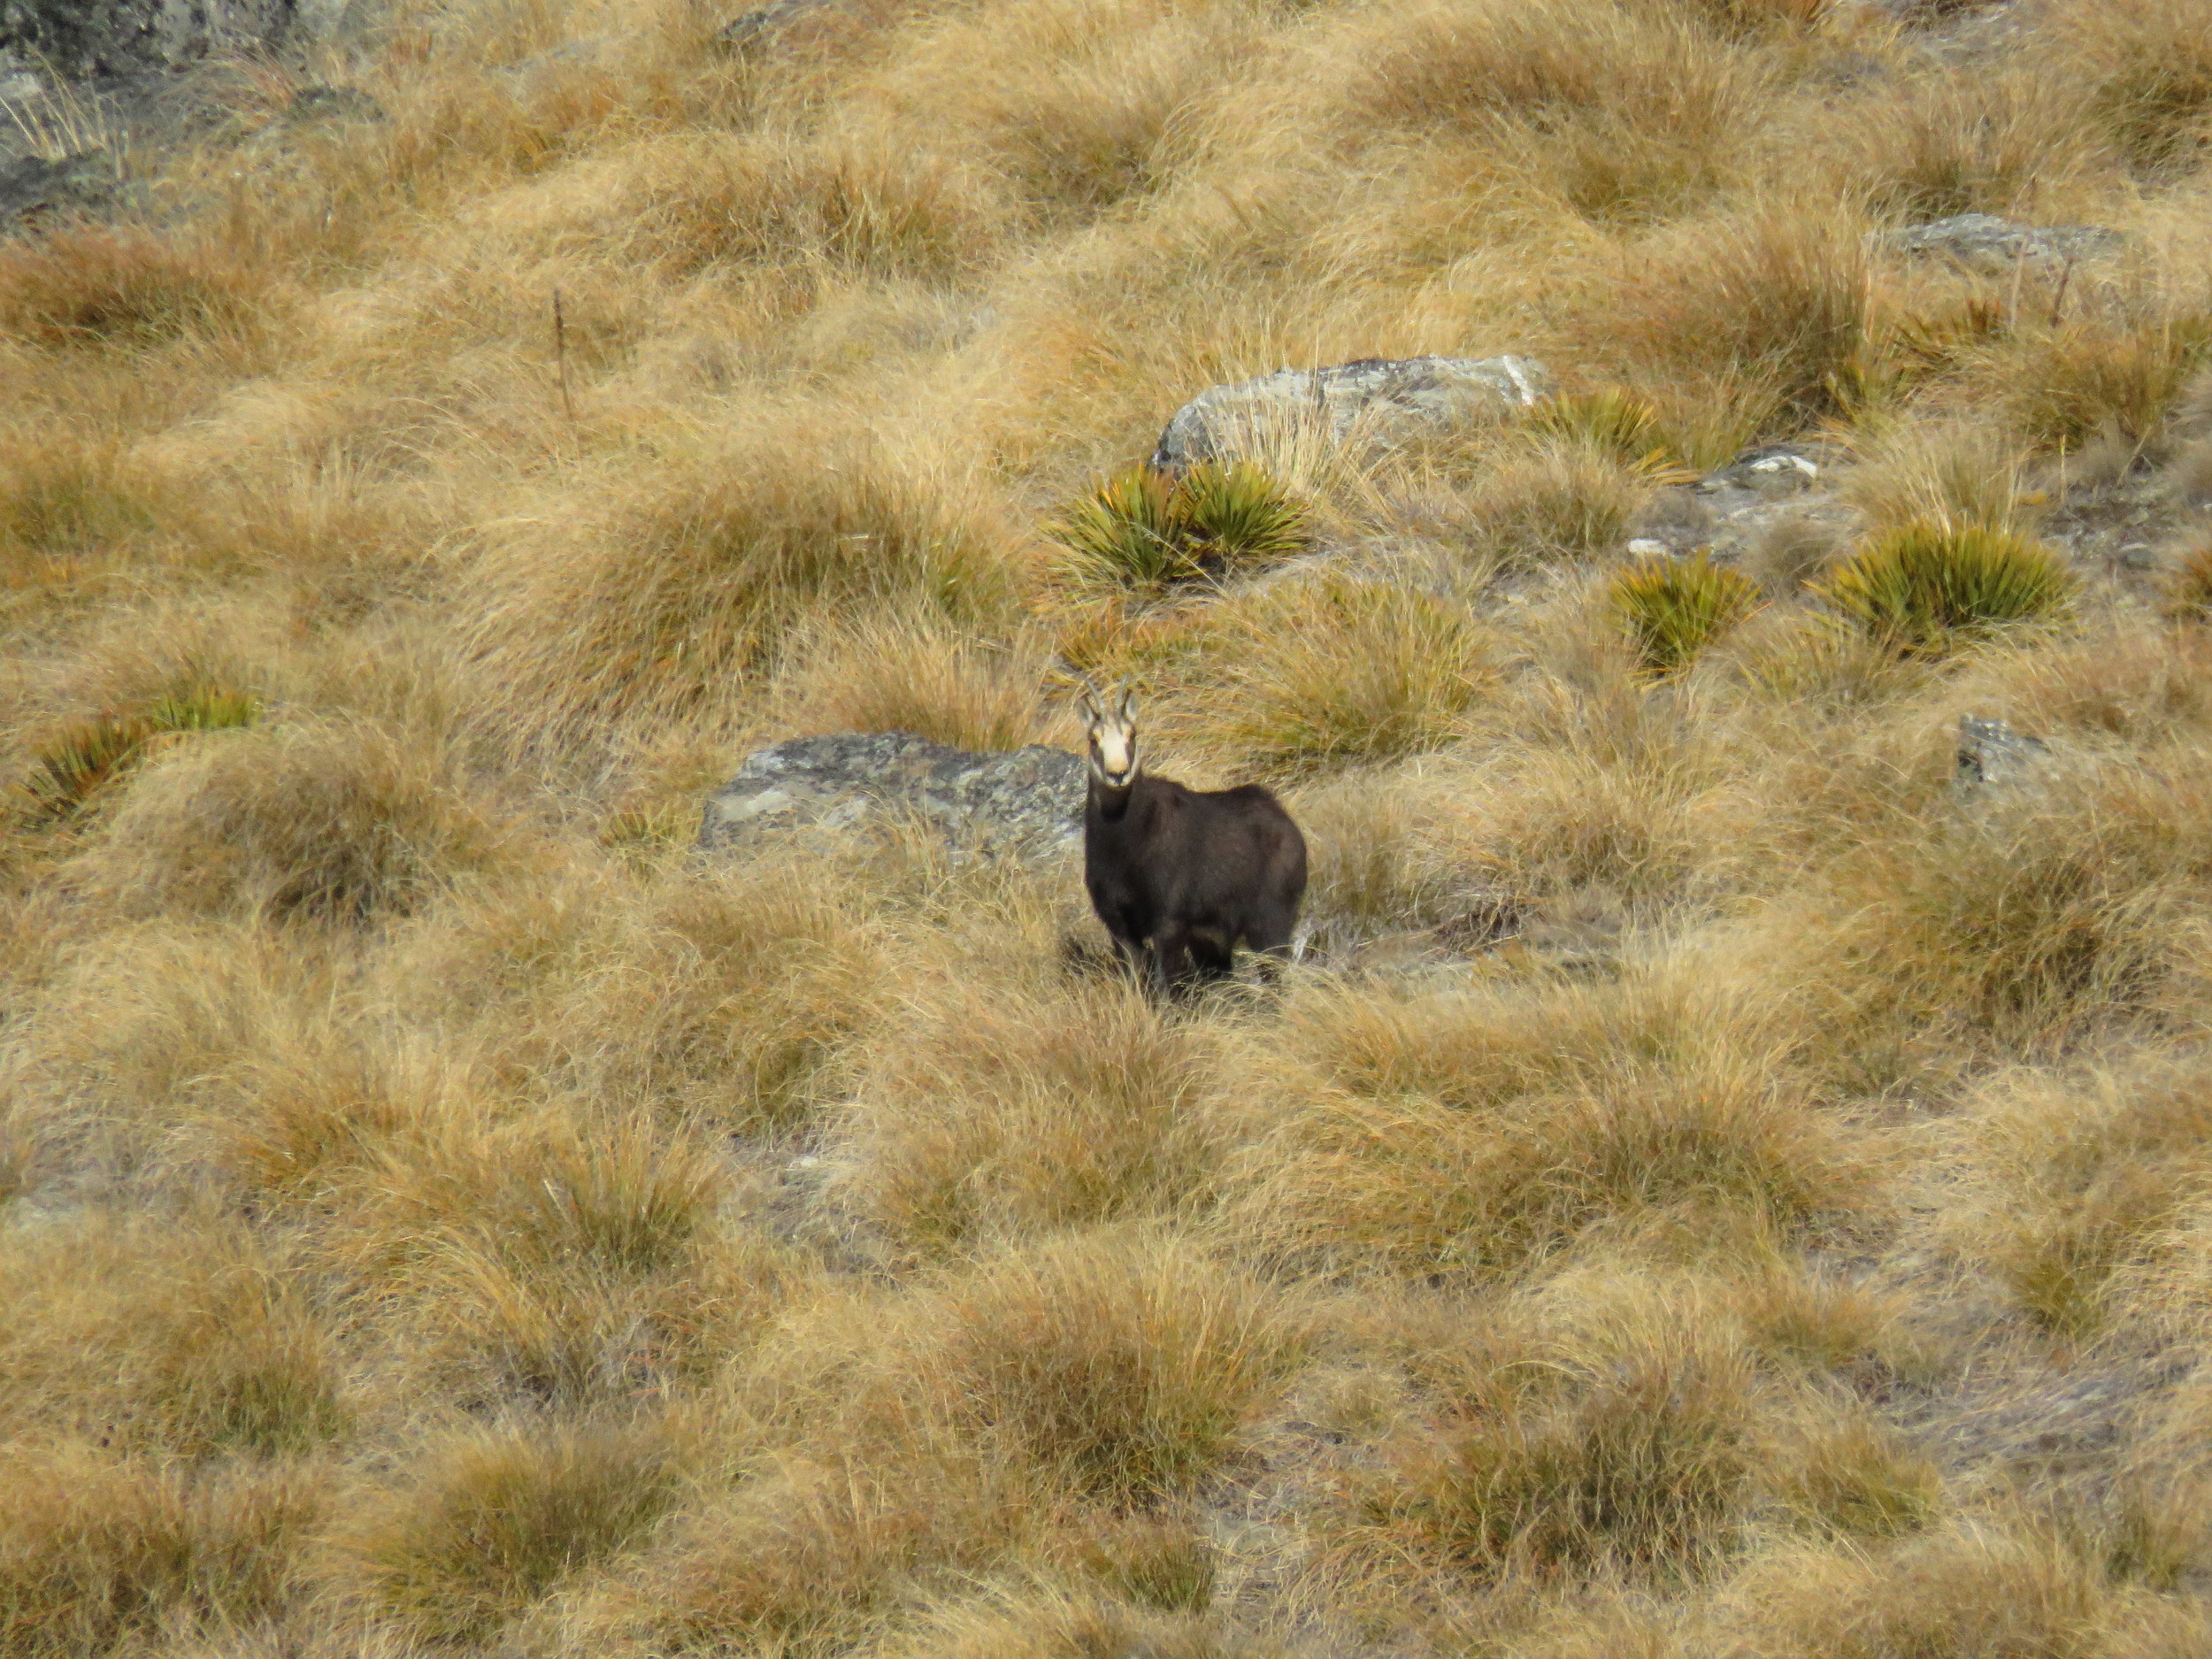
[1081, 688, 1140, 788]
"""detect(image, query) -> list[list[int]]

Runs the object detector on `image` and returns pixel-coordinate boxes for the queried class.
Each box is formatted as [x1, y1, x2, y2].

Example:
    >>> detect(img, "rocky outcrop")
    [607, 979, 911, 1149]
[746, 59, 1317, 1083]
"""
[0, 0, 365, 82]
[1150, 354, 1551, 472]
[1872, 214, 2123, 276]
[699, 733, 1087, 859]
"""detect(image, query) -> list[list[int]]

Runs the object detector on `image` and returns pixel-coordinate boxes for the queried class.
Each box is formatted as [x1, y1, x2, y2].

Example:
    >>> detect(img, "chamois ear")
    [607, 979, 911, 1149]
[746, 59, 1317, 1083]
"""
[1116, 683, 1138, 725]
[1075, 678, 1102, 728]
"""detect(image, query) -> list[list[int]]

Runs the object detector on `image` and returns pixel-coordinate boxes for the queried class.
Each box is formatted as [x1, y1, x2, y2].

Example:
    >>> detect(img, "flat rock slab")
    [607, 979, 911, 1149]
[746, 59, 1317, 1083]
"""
[699, 732, 1087, 859]
[1151, 354, 1550, 471]
[1872, 213, 2123, 275]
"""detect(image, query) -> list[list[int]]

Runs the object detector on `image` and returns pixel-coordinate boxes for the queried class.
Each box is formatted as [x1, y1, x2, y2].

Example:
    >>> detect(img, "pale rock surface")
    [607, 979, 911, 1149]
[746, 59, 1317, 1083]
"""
[1150, 354, 1551, 471]
[700, 733, 1087, 859]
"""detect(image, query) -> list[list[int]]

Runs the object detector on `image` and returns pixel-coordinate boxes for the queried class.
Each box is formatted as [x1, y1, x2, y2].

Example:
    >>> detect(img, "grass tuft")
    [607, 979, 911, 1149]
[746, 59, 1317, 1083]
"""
[1608, 552, 1763, 678]
[0, 229, 267, 348]
[19, 687, 260, 821]
[1812, 518, 2075, 654]
[1048, 460, 1310, 592]
[342, 1417, 681, 1644]
[1204, 573, 1493, 776]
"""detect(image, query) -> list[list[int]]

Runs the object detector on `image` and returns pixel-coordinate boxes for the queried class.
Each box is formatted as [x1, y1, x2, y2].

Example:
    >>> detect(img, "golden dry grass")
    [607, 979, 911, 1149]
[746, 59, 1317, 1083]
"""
[6, 0, 2212, 1652]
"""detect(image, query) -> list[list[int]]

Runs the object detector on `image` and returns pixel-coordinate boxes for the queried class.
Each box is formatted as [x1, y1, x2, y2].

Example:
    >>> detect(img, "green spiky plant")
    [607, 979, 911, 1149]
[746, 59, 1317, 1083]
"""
[1608, 551, 1763, 679]
[1048, 461, 1309, 592]
[1812, 518, 2076, 655]
[23, 687, 260, 819]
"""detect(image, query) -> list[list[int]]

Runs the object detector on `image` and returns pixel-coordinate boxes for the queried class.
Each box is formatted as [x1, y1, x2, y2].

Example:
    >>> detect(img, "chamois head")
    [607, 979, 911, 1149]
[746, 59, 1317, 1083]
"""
[1076, 680, 1141, 791]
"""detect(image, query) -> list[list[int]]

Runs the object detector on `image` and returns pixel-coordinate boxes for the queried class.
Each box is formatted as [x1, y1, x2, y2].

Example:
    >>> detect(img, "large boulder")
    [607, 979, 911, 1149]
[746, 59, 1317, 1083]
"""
[1150, 354, 1550, 472]
[1871, 214, 2122, 275]
[699, 733, 1087, 859]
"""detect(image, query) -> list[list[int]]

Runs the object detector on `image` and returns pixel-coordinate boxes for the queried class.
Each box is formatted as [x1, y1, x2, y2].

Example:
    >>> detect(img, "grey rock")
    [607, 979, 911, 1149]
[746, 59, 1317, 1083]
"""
[1873, 213, 2124, 277]
[0, 0, 374, 81]
[285, 83, 382, 124]
[700, 732, 1087, 860]
[717, 0, 839, 49]
[1700, 445, 1822, 498]
[1954, 714, 2050, 797]
[0, 149, 113, 223]
[1151, 354, 1551, 472]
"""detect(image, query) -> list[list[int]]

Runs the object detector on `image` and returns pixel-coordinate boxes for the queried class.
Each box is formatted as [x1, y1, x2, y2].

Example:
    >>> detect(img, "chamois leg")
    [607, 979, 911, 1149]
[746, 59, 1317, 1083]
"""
[1187, 928, 1235, 987]
[1153, 923, 1200, 999]
[1106, 928, 1156, 992]
[1243, 906, 1299, 986]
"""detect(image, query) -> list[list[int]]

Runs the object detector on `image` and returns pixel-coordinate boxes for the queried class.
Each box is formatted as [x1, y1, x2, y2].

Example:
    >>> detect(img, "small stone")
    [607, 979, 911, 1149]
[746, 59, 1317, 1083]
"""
[1626, 538, 1671, 557]
[1700, 447, 1822, 496]
[1954, 713, 2050, 798]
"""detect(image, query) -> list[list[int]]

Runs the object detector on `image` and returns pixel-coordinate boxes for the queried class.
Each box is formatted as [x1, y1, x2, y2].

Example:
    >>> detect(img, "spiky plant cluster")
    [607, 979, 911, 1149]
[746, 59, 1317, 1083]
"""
[22, 687, 260, 819]
[1534, 386, 1678, 472]
[1608, 551, 1763, 678]
[1813, 518, 2076, 654]
[1048, 461, 1309, 592]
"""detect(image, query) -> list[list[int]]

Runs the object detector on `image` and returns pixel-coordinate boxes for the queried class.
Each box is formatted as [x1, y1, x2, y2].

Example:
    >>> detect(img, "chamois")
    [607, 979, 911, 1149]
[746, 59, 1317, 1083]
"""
[1076, 681, 1307, 995]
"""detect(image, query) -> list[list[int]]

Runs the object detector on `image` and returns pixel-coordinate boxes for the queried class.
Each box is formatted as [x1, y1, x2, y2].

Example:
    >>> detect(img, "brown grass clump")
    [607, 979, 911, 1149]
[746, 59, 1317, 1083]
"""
[778, 614, 1062, 751]
[920, 1233, 1301, 1502]
[336, 1417, 681, 1644]
[0, 1450, 319, 1656]
[2160, 532, 2212, 622]
[0, 228, 269, 349]
[459, 422, 1021, 742]
[829, 979, 1220, 1256]
[1367, 1287, 1763, 1582]
[1201, 572, 1494, 776]
[1942, 1055, 2212, 1335]
[1818, 756, 2212, 1054]
[1602, 209, 1873, 427]
[67, 718, 507, 925]
[1223, 977, 1864, 1279]
[0, 1216, 348, 1458]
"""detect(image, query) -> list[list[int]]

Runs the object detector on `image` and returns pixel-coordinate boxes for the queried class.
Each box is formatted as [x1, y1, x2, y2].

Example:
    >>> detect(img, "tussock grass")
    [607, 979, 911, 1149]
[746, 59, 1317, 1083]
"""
[65, 718, 508, 925]
[0, 1216, 347, 1458]
[1608, 553, 1763, 679]
[1375, 1300, 1763, 1579]
[459, 421, 1021, 742]
[0, 1450, 319, 1656]
[1222, 976, 1865, 1278]
[1813, 518, 2076, 654]
[1201, 572, 1494, 776]
[0, 228, 268, 349]
[918, 1233, 1301, 1501]
[830, 979, 1221, 1256]
[337, 1417, 681, 1644]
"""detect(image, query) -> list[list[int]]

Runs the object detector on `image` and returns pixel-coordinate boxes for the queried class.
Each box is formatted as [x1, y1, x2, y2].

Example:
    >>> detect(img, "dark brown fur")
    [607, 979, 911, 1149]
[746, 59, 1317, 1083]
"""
[1079, 687, 1307, 995]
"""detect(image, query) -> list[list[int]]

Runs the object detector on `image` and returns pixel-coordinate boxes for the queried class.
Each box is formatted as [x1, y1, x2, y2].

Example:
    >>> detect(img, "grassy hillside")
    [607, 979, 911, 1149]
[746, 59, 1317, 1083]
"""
[7, 0, 2212, 1651]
